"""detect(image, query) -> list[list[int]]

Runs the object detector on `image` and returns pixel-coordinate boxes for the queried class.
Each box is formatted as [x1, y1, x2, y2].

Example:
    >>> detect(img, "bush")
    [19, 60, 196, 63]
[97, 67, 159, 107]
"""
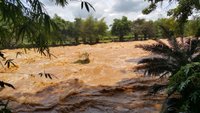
[167, 62, 200, 113]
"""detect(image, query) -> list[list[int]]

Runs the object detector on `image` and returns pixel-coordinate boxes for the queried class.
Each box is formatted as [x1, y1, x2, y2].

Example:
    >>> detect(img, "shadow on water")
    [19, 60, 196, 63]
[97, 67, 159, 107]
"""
[125, 55, 162, 64]
[5, 77, 167, 113]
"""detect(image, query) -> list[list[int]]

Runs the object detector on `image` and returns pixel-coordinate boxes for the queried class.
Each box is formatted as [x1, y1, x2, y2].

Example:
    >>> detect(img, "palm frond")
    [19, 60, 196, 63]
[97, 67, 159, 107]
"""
[192, 53, 200, 62]
[4, 59, 17, 68]
[37, 72, 57, 79]
[136, 43, 172, 56]
[0, 81, 15, 89]
[0, 52, 6, 59]
[138, 57, 168, 64]
[135, 57, 176, 76]
[16, 52, 23, 58]
[159, 25, 181, 51]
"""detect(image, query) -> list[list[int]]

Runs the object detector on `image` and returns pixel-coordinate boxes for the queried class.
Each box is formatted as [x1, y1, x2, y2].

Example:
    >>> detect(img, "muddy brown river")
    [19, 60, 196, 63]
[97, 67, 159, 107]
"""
[0, 40, 166, 113]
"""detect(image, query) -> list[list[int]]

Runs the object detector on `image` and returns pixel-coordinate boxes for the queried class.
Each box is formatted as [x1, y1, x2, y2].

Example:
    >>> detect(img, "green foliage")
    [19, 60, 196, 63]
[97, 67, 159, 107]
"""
[111, 16, 131, 42]
[0, 100, 12, 113]
[143, 0, 200, 26]
[0, 0, 95, 53]
[131, 19, 145, 40]
[82, 16, 96, 44]
[0, 0, 57, 52]
[141, 20, 156, 39]
[0, 81, 14, 112]
[135, 34, 200, 77]
[95, 18, 108, 43]
[51, 15, 108, 45]
[73, 18, 83, 44]
[184, 17, 200, 37]
[155, 18, 177, 36]
[168, 62, 200, 112]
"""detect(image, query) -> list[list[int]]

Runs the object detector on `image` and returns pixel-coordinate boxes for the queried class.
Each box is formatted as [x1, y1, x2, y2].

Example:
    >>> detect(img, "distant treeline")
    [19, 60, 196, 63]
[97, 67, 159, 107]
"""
[47, 15, 200, 45]
[1, 15, 200, 48]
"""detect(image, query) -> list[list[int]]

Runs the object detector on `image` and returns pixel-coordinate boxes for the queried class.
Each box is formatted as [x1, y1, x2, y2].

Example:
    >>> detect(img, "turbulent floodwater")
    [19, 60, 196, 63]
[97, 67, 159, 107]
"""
[0, 40, 166, 113]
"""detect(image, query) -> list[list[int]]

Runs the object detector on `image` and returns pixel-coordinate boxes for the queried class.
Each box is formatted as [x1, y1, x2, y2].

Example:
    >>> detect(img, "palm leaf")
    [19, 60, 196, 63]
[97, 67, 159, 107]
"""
[37, 72, 57, 79]
[16, 52, 23, 58]
[0, 52, 6, 59]
[0, 81, 15, 89]
[4, 59, 16, 68]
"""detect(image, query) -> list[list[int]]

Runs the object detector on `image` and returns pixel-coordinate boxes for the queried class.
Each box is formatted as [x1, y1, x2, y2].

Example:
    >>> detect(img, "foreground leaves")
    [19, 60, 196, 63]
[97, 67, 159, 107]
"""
[135, 32, 200, 77]
[37, 72, 58, 79]
[0, 81, 15, 89]
[167, 62, 200, 112]
[4, 59, 17, 68]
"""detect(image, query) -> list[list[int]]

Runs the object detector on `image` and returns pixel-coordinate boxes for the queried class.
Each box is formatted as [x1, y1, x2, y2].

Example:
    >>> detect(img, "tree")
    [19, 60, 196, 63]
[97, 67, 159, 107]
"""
[143, 0, 200, 25]
[135, 28, 200, 77]
[95, 18, 108, 43]
[0, 0, 94, 53]
[131, 19, 145, 40]
[143, 0, 200, 41]
[51, 14, 69, 45]
[81, 16, 96, 44]
[73, 18, 83, 44]
[0, 0, 94, 111]
[166, 62, 200, 113]
[184, 17, 200, 38]
[111, 16, 131, 42]
[132, 19, 156, 40]
[141, 20, 156, 40]
[155, 18, 178, 37]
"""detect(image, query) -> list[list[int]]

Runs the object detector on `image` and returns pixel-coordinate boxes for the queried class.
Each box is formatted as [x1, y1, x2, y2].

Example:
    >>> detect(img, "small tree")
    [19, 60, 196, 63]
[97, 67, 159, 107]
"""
[111, 16, 131, 42]
[95, 18, 108, 43]
[141, 20, 156, 40]
[135, 28, 200, 77]
[131, 19, 145, 40]
[166, 62, 200, 113]
[82, 16, 96, 44]
[73, 18, 83, 44]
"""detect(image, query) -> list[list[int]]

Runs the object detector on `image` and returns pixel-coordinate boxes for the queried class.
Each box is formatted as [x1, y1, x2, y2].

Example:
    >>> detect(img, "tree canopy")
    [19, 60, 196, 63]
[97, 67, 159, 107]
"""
[143, 0, 200, 24]
[111, 16, 131, 42]
[0, 0, 94, 54]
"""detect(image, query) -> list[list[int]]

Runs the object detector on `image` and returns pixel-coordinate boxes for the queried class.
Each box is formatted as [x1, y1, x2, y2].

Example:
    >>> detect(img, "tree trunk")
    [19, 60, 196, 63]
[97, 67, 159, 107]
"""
[134, 33, 138, 41]
[82, 37, 86, 44]
[119, 35, 124, 42]
[89, 37, 93, 44]
[96, 37, 99, 43]
[75, 37, 79, 45]
[144, 34, 147, 40]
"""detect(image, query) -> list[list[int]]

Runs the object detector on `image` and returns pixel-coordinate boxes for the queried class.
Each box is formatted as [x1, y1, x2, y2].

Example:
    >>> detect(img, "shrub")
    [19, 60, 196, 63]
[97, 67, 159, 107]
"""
[167, 62, 200, 113]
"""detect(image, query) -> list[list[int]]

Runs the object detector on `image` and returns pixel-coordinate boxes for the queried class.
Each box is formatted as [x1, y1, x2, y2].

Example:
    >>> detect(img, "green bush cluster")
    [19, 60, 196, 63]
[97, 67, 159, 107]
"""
[168, 62, 200, 112]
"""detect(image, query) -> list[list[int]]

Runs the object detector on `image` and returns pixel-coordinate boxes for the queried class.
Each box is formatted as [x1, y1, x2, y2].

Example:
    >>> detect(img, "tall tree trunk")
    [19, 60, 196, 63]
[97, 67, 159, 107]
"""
[96, 37, 99, 43]
[144, 34, 147, 40]
[89, 37, 93, 44]
[134, 33, 138, 41]
[75, 37, 79, 45]
[82, 37, 86, 44]
[119, 35, 124, 42]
